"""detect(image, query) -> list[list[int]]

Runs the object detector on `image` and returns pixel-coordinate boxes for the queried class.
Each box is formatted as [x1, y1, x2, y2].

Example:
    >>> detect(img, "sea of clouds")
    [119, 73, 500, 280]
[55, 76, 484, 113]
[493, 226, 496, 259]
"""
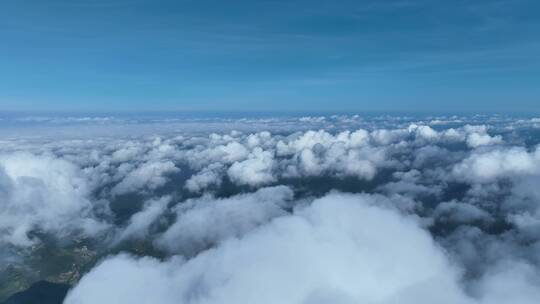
[1, 113, 540, 303]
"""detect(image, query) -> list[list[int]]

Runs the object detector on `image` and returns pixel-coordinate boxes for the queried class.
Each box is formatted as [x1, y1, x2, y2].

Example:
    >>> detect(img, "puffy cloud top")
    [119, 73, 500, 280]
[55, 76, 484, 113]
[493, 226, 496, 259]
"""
[0, 153, 108, 247]
[65, 193, 471, 304]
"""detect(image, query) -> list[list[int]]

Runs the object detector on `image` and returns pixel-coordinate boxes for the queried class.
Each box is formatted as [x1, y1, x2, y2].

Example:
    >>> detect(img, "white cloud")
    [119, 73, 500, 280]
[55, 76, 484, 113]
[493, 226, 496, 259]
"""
[473, 261, 540, 304]
[185, 163, 224, 193]
[65, 193, 472, 304]
[453, 147, 540, 182]
[466, 133, 503, 148]
[112, 161, 179, 195]
[156, 186, 293, 254]
[409, 124, 439, 141]
[433, 200, 492, 224]
[227, 148, 276, 186]
[0, 153, 108, 247]
[114, 196, 170, 244]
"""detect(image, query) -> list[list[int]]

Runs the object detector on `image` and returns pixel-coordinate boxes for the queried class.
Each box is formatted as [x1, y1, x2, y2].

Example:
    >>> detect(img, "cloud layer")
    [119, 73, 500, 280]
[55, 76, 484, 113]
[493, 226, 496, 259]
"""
[1, 114, 540, 303]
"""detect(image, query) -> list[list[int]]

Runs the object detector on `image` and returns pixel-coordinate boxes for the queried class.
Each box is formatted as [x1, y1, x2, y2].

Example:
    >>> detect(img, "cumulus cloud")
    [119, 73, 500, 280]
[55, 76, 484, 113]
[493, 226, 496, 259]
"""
[65, 193, 472, 304]
[112, 161, 179, 195]
[155, 186, 293, 255]
[433, 200, 492, 224]
[466, 133, 503, 148]
[0, 153, 108, 247]
[453, 147, 540, 182]
[227, 147, 276, 186]
[275, 129, 386, 180]
[472, 260, 540, 304]
[113, 196, 170, 244]
[409, 124, 439, 141]
[184, 164, 224, 193]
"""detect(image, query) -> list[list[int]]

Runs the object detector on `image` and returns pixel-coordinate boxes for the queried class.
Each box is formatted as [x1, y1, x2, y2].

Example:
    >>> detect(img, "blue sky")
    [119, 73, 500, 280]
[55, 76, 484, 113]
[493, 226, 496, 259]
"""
[1, 0, 539, 113]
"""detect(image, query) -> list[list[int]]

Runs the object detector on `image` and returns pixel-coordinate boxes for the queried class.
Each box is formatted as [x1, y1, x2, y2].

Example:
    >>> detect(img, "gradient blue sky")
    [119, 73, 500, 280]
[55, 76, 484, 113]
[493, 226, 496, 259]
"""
[1, 0, 539, 113]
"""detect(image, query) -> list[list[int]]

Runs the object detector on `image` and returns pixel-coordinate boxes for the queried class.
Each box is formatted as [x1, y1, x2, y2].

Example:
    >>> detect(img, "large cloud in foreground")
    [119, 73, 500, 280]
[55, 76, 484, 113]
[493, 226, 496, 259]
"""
[64, 193, 472, 304]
